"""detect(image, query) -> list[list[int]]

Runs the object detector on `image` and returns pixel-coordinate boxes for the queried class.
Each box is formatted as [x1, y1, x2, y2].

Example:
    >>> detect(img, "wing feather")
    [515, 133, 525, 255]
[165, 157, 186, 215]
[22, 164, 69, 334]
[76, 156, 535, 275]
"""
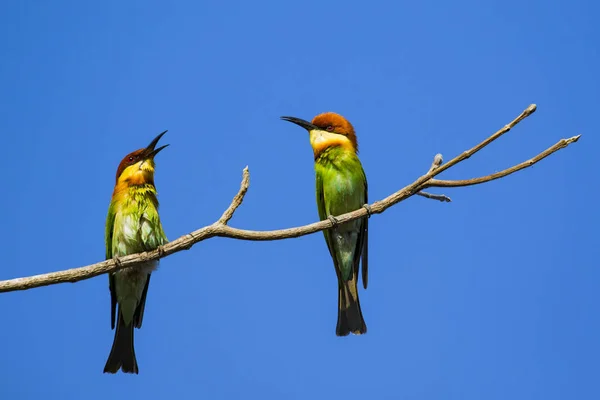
[105, 201, 117, 329]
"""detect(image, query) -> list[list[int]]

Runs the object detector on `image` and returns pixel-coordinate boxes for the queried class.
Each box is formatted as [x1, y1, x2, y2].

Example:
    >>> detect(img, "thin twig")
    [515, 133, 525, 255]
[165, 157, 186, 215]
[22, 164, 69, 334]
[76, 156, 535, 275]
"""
[416, 191, 452, 202]
[218, 166, 250, 224]
[0, 104, 579, 293]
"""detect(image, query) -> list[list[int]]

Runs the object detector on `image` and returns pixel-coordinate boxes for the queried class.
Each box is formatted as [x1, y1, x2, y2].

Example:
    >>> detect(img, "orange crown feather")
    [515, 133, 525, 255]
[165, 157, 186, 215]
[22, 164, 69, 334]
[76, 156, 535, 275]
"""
[311, 112, 358, 152]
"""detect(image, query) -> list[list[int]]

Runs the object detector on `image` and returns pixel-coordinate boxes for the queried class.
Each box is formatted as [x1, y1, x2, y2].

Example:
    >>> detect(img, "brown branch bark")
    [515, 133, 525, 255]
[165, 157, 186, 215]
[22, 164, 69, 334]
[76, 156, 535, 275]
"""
[0, 104, 580, 293]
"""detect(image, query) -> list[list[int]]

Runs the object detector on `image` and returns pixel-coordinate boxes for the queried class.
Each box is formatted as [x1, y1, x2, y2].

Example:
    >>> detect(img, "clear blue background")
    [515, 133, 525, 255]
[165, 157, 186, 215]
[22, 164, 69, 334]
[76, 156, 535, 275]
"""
[0, 0, 597, 399]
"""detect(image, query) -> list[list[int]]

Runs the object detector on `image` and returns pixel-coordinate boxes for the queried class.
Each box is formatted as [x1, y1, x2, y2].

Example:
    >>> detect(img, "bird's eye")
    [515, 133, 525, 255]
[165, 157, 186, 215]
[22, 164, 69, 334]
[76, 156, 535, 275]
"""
[326, 125, 334, 132]
[128, 156, 134, 162]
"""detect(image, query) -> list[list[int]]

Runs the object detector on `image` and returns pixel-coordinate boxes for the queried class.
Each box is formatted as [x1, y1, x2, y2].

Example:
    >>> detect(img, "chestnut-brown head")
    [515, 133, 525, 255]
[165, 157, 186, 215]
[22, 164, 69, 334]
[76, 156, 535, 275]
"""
[114, 130, 169, 185]
[280, 112, 358, 158]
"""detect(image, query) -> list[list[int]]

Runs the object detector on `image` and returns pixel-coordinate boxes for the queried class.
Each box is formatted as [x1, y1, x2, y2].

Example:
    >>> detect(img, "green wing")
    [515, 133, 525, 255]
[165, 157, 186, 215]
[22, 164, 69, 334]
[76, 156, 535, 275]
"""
[105, 201, 118, 329]
[343, 162, 368, 288]
[105, 194, 168, 330]
[134, 203, 168, 329]
[315, 157, 369, 288]
[105, 201, 116, 260]
[316, 169, 336, 263]
[139, 205, 168, 251]
[359, 173, 368, 289]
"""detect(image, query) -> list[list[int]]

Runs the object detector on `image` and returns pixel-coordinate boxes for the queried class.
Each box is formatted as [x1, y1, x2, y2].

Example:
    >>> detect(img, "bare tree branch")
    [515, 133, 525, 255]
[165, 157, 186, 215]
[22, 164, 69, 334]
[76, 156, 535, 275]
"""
[426, 135, 581, 188]
[0, 104, 580, 293]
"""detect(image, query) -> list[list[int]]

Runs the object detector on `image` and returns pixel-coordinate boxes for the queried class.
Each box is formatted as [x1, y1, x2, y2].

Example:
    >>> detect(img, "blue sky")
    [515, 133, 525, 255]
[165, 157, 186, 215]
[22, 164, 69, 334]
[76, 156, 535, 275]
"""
[0, 0, 597, 398]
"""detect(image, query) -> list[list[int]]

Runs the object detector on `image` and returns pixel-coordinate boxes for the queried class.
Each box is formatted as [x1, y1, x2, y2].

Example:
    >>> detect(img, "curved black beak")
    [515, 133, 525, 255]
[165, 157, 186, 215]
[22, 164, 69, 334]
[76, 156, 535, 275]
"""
[280, 116, 318, 131]
[144, 130, 169, 159]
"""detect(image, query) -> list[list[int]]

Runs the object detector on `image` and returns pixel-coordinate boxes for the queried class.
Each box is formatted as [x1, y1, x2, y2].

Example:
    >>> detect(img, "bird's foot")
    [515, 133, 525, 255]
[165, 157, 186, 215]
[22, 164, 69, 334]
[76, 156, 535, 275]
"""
[156, 245, 165, 258]
[363, 204, 372, 217]
[328, 215, 339, 228]
[112, 256, 122, 269]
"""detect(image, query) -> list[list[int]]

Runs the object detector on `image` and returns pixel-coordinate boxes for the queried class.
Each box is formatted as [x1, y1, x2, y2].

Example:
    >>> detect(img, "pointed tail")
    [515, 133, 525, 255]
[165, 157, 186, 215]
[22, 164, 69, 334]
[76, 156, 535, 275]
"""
[103, 309, 138, 374]
[336, 277, 367, 336]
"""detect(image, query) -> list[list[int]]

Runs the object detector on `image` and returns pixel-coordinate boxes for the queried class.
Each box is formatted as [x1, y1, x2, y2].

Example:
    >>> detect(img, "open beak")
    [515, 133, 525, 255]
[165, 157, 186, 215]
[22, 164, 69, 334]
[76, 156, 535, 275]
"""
[144, 130, 169, 159]
[280, 116, 319, 131]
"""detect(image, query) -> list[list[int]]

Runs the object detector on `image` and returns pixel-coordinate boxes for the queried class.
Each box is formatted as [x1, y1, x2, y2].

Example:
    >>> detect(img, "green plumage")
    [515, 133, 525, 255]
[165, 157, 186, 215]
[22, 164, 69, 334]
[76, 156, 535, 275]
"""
[315, 146, 368, 336]
[103, 184, 167, 374]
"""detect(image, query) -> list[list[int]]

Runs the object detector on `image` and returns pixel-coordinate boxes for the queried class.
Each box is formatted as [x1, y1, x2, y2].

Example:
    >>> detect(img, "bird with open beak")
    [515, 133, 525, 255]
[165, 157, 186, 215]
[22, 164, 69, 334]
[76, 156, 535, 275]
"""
[103, 131, 169, 374]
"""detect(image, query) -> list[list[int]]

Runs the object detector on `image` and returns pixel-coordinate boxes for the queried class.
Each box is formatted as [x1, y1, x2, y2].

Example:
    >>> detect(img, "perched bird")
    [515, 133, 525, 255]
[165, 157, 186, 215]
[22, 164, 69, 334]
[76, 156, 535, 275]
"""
[281, 113, 369, 336]
[103, 131, 169, 374]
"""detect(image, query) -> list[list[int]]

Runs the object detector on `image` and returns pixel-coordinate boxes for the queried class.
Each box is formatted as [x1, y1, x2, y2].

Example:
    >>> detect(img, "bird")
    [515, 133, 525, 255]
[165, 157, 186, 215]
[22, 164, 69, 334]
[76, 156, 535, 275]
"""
[103, 131, 169, 374]
[281, 112, 369, 336]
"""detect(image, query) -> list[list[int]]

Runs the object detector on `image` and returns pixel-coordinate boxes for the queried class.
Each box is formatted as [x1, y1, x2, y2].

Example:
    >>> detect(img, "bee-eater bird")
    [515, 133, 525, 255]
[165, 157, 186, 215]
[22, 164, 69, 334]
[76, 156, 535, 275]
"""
[281, 113, 369, 336]
[103, 131, 169, 374]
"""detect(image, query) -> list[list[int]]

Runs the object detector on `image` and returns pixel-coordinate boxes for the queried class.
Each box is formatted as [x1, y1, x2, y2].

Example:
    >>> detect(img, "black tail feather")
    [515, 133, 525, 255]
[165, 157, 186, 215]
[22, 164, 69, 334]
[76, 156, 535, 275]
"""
[103, 310, 138, 374]
[336, 280, 367, 336]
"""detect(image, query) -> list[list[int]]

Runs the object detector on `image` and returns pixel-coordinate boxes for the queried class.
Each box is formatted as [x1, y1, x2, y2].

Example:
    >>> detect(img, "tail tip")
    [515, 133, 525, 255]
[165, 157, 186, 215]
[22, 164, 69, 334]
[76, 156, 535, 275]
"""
[336, 322, 367, 337]
[103, 363, 139, 375]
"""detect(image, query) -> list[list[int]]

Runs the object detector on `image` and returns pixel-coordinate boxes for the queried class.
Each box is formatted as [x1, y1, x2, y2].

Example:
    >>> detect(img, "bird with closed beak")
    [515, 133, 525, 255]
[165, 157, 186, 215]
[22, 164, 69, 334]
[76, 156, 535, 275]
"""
[281, 112, 369, 336]
[103, 131, 169, 374]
